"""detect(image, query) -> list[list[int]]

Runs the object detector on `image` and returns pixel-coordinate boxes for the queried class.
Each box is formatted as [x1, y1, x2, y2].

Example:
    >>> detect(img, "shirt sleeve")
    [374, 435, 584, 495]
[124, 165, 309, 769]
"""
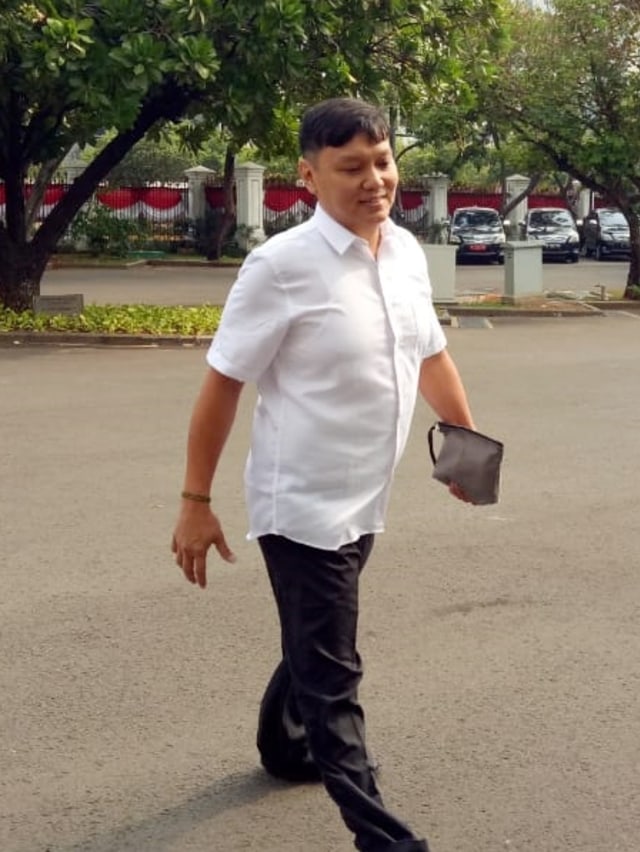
[207, 251, 290, 382]
[421, 294, 447, 359]
[409, 236, 448, 359]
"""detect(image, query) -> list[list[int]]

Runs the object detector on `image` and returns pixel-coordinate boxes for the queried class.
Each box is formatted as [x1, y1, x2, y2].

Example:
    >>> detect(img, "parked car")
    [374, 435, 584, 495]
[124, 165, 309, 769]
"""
[582, 208, 630, 260]
[522, 207, 580, 263]
[447, 206, 506, 264]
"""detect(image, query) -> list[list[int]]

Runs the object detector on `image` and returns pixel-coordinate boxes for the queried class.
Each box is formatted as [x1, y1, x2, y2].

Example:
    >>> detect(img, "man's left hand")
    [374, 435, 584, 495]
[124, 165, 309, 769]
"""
[449, 481, 475, 504]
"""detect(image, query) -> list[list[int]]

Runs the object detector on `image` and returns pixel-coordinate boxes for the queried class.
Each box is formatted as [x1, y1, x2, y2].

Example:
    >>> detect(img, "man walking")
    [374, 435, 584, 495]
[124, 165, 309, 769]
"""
[172, 97, 476, 851]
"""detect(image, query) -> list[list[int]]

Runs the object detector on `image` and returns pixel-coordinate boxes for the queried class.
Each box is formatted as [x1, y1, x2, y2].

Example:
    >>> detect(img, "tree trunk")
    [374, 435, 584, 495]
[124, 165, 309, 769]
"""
[501, 174, 541, 219]
[0, 238, 50, 311]
[624, 210, 640, 299]
[207, 145, 236, 260]
[0, 82, 191, 310]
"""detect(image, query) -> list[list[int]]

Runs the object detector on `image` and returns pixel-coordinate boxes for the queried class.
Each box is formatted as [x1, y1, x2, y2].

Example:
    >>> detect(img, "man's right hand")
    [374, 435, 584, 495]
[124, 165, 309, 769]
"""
[171, 503, 236, 589]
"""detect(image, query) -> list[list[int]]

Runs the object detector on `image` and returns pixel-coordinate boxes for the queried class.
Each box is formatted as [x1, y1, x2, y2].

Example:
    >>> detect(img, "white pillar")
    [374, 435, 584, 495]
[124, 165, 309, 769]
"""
[61, 143, 85, 184]
[505, 174, 530, 234]
[577, 188, 592, 220]
[425, 174, 450, 240]
[184, 165, 215, 223]
[234, 161, 266, 248]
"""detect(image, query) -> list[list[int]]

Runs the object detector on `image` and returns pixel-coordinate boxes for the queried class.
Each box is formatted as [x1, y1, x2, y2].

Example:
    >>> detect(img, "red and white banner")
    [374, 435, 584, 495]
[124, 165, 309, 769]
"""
[1, 184, 570, 225]
[0, 185, 187, 222]
[97, 187, 187, 220]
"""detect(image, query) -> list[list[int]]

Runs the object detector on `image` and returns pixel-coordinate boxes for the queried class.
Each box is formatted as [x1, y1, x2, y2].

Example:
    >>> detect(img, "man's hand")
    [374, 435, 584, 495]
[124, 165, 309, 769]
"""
[448, 481, 475, 504]
[171, 503, 236, 589]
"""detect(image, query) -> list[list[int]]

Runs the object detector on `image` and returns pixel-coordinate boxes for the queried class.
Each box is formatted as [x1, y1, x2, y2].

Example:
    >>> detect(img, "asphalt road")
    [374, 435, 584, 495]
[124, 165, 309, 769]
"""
[39, 256, 631, 306]
[2, 314, 639, 852]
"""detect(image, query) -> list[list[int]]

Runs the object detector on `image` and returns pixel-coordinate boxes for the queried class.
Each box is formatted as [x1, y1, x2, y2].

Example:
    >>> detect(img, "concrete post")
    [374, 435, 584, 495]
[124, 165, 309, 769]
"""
[184, 165, 215, 223]
[420, 244, 457, 303]
[503, 242, 543, 302]
[234, 161, 266, 248]
[506, 174, 530, 237]
[424, 174, 450, 241]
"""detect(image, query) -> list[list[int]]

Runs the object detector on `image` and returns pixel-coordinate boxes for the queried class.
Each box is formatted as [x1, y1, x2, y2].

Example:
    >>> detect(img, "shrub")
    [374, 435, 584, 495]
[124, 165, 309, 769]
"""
[70, 204, 145, 257]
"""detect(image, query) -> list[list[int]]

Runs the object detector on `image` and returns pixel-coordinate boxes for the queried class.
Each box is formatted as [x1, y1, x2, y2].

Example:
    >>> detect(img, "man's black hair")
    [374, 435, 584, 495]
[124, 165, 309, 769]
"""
[299, 98, 390, 156]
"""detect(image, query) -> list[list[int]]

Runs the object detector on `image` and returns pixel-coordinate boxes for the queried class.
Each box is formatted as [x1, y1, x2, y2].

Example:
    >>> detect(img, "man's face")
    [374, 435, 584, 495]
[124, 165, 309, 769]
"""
[298, 133, 398, 244]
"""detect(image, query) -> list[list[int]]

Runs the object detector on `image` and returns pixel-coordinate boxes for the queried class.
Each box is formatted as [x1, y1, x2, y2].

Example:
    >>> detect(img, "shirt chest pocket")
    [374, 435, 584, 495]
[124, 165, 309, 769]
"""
[388, 297, 419, 348]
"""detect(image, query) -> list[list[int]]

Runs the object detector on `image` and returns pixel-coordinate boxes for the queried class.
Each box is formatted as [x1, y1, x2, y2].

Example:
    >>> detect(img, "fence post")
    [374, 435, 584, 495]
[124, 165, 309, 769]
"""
[184, 165, 215, 224]
[505, 174, 530, 235]
[424, 174, 450, 240]
[234, 161, 266, 248]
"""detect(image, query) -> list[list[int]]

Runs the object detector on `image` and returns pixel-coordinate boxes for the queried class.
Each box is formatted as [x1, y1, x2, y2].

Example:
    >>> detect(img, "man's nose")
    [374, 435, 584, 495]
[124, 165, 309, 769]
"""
[362, 167, 385, 187]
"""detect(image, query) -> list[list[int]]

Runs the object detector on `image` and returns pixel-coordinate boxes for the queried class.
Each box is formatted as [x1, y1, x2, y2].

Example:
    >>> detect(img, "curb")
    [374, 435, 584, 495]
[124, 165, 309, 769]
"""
[46, 259, 242, 271]
[148, 260, 242, 268]
[46, 259, 148, 271]
[588, 300, 640, 311]
[0, 332, 214, 348]
[445, 306, 604, 319]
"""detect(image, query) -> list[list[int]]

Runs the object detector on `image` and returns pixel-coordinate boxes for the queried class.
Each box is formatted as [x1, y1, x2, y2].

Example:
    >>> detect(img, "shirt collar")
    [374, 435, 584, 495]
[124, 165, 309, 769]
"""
[312, 203, 394, 256]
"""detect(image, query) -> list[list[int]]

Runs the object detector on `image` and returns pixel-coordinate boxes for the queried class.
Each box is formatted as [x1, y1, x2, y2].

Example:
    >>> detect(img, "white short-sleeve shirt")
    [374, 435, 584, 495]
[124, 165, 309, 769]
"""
[207, 205, 447, 549]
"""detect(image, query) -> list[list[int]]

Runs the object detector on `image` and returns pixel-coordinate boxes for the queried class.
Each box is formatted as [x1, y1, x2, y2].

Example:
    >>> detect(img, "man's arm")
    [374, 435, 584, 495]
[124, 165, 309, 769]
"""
[419, 348, 474, 429]
[171, 367, 244, 589]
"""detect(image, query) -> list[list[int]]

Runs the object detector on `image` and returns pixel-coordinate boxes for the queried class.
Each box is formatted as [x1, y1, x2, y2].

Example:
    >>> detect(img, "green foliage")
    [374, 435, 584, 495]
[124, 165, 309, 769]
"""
[486, 0, 640, 288]
[0, 303, 223, 336]
[0, 0, 507, 182]
[0, 0, 219, 164]
[387, 2, 511, 189]
[492, 0, 640, 203]
[84, 124, 230, 185]
[0, 0, 508, 310]
[69, 205, 145, 257]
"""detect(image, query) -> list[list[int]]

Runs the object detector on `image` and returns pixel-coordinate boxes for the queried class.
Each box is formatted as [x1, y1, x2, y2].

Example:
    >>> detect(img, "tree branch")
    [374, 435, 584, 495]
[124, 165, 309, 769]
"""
[25, 152, 68, 235]
[33, 82, 191, 252]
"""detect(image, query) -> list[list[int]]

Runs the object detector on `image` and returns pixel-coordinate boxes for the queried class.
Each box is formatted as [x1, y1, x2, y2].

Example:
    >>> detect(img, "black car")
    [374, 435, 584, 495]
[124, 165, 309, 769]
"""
[447, 207, 506, 264]
[522, 207, 580, 263]
[582, 208, 630, 260]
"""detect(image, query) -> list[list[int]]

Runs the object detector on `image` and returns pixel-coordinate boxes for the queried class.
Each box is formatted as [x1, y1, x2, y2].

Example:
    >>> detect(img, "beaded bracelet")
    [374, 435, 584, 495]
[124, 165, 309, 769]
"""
[181, 490, 211, 503]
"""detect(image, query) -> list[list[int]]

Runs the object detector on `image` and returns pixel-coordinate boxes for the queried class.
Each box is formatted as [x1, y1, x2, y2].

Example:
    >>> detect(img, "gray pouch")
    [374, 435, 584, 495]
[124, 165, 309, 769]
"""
[428, 422, 504, 505]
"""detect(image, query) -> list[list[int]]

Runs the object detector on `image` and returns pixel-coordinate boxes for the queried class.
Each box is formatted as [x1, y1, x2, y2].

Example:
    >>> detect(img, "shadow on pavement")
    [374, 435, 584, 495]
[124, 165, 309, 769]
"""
[65, 768, 297, 852]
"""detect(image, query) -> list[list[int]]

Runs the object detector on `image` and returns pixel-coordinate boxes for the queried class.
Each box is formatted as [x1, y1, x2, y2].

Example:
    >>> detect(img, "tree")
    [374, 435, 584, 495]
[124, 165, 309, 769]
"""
[0, 0, 504, 310]
[490, 0, 640, 297]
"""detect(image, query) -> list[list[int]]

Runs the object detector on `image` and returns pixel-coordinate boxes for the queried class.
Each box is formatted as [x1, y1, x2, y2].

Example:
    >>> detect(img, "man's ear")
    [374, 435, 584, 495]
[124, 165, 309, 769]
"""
[298, 157, 317, 195]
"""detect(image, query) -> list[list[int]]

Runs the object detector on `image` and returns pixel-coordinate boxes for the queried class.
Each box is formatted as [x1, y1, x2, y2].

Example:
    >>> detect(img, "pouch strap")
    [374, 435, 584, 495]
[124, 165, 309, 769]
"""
[427, 423, 438, 465]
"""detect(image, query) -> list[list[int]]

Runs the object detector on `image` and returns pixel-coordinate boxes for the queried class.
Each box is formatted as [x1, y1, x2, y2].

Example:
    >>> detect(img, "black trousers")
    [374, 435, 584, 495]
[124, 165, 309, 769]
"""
[257, 534, 429, 852]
